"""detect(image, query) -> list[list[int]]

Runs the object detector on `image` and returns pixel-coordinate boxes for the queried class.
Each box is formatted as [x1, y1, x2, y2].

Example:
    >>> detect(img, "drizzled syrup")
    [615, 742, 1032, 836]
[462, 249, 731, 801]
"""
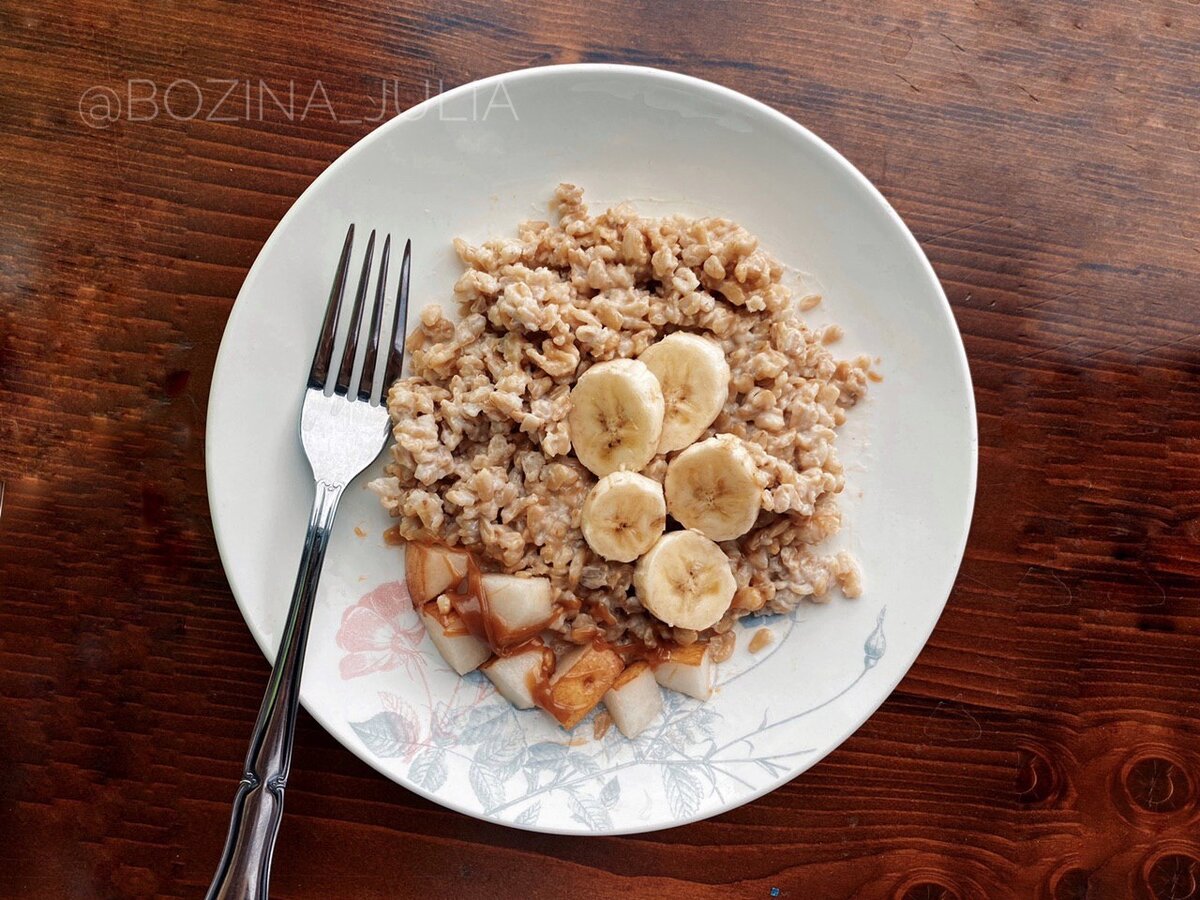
[405, 541, 706, 724]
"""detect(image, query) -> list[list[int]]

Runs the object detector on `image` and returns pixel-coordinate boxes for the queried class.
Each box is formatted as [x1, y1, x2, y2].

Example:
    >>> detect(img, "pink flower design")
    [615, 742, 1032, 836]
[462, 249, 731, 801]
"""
[335, 581, 428, 682]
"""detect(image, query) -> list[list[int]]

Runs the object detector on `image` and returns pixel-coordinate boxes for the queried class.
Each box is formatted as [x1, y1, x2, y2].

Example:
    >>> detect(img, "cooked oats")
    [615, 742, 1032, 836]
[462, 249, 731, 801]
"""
[371, 184, 868, 649]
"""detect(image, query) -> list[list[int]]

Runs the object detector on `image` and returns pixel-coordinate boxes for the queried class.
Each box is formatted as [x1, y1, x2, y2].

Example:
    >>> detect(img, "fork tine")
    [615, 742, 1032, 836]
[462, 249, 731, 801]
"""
[333, 230, 376, 396]
[357, 234, 391, 401]
[382, 238, 411, 398]
[309, 225, 355, 390]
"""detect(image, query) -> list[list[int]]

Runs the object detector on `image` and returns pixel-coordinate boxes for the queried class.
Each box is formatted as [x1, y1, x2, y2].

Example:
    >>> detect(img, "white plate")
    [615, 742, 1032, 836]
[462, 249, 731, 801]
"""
[207, 64, 977, 835]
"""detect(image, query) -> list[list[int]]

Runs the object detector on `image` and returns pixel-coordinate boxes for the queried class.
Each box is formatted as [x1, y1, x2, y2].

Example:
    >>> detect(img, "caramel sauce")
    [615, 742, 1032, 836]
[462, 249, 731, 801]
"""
[670, 640, 709, 662]
[406, 540, 709, 728]
[448, 559, 488, 643]
[530, 644, 586, 726]
[581, 635, 710, 670]
[420, 601, 471, 637]
[531, 676, 573, 725]
[610, 660, 650, 690]
[520, 643, 556, 693]
[748, 628, 773, 654]
[584, 597, 618, 628]
[593, 711, 613, 740]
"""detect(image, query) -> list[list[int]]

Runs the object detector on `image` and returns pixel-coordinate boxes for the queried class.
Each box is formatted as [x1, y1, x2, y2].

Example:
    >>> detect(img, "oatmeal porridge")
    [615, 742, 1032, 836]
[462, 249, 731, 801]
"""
[370, 184, 870, 735]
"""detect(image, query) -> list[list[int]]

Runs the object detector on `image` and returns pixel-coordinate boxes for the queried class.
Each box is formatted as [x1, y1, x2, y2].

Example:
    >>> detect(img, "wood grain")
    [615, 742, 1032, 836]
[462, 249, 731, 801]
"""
[2, 0, 1199, 897]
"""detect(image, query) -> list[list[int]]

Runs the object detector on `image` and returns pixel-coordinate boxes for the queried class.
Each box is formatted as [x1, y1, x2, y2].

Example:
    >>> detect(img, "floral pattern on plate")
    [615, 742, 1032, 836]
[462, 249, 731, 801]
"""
[336, 581, 887, 831]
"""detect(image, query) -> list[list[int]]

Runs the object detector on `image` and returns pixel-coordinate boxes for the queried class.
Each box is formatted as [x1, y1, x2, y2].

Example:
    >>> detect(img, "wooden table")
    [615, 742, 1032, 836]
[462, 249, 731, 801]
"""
[2, 1, 1198, 897]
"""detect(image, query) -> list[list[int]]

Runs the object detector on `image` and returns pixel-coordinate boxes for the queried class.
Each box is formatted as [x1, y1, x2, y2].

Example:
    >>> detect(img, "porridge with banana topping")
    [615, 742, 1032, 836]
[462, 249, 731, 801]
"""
[370, 184, 871, 736]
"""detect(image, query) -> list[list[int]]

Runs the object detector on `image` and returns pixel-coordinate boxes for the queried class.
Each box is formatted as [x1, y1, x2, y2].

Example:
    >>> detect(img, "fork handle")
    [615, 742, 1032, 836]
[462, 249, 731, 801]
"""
[207, 479, 344, 900]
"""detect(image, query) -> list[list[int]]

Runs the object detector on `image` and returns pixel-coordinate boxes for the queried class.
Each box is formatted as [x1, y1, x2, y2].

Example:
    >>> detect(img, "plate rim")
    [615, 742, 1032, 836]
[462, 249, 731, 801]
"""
[206, 62, 979, 835]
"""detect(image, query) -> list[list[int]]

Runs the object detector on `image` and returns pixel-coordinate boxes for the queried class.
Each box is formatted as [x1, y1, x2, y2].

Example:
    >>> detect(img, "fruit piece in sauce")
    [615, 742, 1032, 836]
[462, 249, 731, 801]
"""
[477, 573, 555, 649]
[603, 661, 662, 738]
[480, 641, 554, 710]
[406, 543, 468, 604]
[652, 642, 714, 699]
[417, 601, 490, 675]
[537, 644, 624, 729]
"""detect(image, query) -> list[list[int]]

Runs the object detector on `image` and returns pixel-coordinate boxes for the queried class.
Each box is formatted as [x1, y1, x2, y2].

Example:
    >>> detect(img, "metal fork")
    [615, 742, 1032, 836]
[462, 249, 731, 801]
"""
[207, 226, 410, 900]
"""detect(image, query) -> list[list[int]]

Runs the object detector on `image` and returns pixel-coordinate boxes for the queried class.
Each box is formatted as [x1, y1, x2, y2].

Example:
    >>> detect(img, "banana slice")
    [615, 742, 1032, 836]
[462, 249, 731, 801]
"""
[634, 530, 736, 631]
[567, 359, 664, 477]
[581, 471, 667, 562]
[638, 332, 731, 453]
[664, 434, 761, 541]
